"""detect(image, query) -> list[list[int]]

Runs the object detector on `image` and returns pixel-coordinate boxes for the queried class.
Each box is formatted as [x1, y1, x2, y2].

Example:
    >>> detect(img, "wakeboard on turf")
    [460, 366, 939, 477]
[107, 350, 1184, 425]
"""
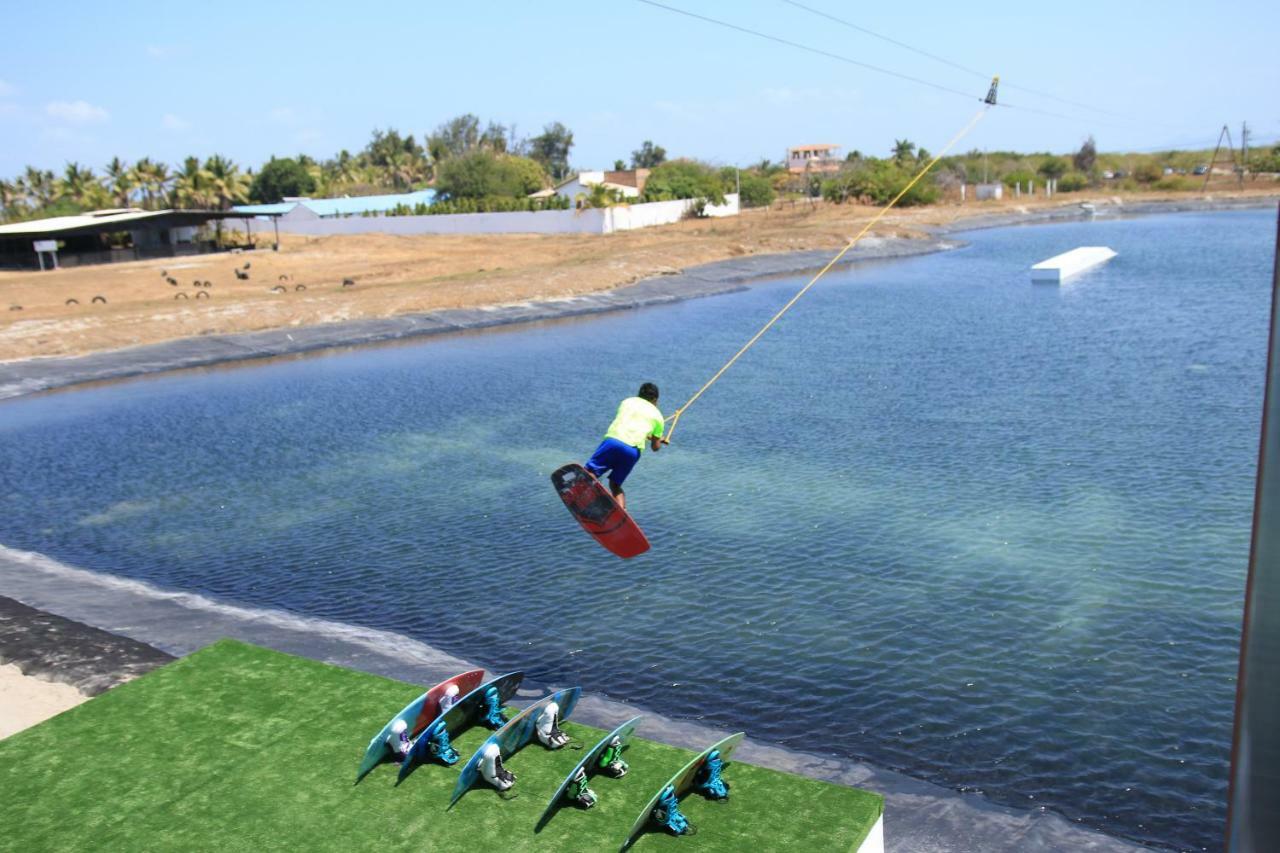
[450, 686, 582, 807]
[619, 731, 745, 851]
[397, 671, 524, 783]
[536, 715, 643, 831]
[355, 668, 485, 782]
[551, 463, 650, 559]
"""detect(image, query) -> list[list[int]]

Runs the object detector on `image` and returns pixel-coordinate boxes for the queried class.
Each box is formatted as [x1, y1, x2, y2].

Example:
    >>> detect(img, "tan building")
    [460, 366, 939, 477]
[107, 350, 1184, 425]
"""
[787, 144, 842, 174]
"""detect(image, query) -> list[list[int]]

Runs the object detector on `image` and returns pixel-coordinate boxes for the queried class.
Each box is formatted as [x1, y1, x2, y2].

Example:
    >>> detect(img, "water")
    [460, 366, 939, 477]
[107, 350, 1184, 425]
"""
[1, 209, 1272, 850]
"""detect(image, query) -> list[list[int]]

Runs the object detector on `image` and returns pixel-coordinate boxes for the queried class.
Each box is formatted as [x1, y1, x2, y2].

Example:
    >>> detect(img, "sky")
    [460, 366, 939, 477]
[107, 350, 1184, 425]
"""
[1, 0, 1277, 179]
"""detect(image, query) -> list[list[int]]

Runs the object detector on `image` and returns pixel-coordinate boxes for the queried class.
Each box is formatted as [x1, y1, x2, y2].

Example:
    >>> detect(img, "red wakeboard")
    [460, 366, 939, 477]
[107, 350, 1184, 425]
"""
[551, 463, 651, 559]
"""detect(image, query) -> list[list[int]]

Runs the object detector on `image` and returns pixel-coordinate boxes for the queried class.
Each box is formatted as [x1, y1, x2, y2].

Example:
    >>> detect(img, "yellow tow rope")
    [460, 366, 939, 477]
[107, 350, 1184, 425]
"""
[663, 79, 999, 442]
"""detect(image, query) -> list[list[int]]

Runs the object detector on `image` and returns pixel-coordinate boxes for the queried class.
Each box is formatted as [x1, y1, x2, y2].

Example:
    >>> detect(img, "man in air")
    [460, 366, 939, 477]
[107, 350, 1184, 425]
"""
[585, 383, 667, 510]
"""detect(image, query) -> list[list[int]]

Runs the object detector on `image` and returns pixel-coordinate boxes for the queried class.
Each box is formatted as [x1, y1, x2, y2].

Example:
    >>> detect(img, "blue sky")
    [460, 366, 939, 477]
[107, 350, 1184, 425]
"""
[2, 0, 1277, 178]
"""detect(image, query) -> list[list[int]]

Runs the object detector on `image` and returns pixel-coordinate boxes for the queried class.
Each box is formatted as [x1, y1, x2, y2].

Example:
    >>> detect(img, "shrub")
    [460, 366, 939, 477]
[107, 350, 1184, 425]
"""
[1037, 156, 1069, 180]
[641, 160, 725, 204]
[1057, 172, 1090, 192]
[738, 172, 776, 207]
[435, 151, 548, 199]
[1133, 163, 1163, 184]
[249, 157, 316, 203]
[821, 159, 939, 206]
[1001, 169, 1036, 188]
[1154, 176, 1195, 191]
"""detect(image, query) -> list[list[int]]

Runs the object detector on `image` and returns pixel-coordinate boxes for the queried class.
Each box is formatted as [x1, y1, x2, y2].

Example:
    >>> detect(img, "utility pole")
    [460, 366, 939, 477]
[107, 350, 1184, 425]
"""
[1241, 121, 1250, 185]
[1203, 124, 1239, 192]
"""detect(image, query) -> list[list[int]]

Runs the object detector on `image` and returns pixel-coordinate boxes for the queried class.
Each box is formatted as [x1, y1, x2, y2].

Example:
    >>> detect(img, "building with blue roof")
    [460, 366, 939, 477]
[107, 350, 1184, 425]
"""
[234, 189, 436, 220]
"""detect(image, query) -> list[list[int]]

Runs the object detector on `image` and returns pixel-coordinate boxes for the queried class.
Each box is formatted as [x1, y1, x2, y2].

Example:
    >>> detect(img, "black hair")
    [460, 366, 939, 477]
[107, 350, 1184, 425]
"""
[638, 382, 659, 403]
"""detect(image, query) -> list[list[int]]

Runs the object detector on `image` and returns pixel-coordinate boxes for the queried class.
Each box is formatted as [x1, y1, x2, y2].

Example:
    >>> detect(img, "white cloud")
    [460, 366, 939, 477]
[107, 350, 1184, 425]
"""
[0, 79, 15, 97]
[269, 106, 296, 124]
[295, 128, 323, 144]
[161, 113, 191, 131]
[45, 100, 109, 123]
[146, 44, 178, 59]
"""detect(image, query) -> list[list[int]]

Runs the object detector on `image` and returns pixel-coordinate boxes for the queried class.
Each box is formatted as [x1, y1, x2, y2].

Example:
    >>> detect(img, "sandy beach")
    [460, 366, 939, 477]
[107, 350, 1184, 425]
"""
[2, 189, 1275, 366]
[0, 664, 86, 739]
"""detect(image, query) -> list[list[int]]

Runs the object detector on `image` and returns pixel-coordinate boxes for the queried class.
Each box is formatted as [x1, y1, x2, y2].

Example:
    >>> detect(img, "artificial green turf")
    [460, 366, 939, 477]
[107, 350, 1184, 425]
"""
[0, 640, 882, 851]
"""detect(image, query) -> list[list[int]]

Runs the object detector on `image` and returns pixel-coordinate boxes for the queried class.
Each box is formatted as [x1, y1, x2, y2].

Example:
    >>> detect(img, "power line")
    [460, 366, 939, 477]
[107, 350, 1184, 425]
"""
[633, 0, 1161, 133]
[633, 0, 982, 103]
[780, 0, 1132, 120]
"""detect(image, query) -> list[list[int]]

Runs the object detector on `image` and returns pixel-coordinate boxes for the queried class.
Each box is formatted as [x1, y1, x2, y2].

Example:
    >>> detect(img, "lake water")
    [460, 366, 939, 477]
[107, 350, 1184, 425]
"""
[1, 208, 1273, 850]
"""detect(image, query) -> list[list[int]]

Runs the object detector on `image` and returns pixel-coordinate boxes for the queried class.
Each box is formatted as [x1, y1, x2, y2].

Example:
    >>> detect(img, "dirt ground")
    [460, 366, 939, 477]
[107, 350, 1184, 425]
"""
[1, 189, 1274, 362]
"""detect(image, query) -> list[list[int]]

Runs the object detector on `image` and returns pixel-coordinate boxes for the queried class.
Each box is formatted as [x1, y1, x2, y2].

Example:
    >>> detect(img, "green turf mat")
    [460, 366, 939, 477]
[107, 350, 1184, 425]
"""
[0, 639, 882, 851]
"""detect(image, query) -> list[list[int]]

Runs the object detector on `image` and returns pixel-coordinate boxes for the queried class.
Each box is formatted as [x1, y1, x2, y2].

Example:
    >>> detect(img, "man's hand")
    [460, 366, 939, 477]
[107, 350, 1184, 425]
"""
[650, 435, 668, 452]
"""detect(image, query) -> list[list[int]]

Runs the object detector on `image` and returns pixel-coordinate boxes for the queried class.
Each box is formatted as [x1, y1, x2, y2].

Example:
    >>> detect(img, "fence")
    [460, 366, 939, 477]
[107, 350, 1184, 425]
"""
[222, 195, 739, 238]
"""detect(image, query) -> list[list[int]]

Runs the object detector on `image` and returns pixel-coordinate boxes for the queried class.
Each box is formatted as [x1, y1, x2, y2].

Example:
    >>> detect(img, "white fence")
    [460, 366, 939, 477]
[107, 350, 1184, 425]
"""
[227, 195, 738, 238]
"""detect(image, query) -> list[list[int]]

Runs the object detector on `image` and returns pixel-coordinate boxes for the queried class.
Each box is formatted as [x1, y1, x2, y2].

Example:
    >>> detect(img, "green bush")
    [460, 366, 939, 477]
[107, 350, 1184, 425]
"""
[1037, 156, 1069, 180]
[380, 195, 570, 216]
[1154, 176, 1195, 191]
[821, 159, 939, 206]
[435, 151, 548, 200]
[1057, 173, 1090, 192]
[738, 172, 776, 208]
[1133, 163, 1163, 184]
[249, 157, 316, 203]
[1001, 169, 1036, 188]
[641, 160, 725, 204]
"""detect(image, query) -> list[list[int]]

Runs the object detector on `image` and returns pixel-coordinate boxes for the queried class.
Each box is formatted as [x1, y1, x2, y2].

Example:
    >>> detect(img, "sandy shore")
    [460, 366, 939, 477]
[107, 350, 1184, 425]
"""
[0, 189, 1274, 366]
[1, 192, 1275, 401]
[0, 664, 86, 739]
[0, 594, 173, 739]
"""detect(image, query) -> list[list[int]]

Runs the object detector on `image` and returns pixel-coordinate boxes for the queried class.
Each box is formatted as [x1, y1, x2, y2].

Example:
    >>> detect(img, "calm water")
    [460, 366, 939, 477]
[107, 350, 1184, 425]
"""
[2, 209, 1273, 850]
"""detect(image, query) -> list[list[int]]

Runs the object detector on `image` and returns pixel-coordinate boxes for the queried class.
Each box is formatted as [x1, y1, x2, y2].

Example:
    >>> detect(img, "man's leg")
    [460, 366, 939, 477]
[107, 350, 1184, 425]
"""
[609, 481, 626, 510]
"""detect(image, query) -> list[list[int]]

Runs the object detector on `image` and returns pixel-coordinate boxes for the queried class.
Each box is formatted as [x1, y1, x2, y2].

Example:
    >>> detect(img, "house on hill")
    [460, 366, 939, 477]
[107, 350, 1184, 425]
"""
[787, 144, 842, 174]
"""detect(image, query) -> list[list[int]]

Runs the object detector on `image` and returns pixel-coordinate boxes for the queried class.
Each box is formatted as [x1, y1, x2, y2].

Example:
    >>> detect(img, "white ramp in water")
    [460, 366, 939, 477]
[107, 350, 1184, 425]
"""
[1030, 246, 1117, 283]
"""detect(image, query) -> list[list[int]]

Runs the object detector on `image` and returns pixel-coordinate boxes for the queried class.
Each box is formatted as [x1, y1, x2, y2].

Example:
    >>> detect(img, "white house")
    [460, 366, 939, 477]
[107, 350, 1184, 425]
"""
[542, 169, 651, 206]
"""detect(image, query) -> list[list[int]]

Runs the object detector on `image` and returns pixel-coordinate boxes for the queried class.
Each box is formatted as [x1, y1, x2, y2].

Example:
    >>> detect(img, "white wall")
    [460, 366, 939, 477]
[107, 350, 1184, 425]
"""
[223, 194, 739, 237]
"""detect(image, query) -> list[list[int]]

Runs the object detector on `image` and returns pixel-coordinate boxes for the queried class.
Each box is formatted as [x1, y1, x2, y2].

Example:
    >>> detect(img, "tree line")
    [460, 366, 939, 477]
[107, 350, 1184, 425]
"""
[0, 114, 580, 223]
[5, 120, 1273, 224]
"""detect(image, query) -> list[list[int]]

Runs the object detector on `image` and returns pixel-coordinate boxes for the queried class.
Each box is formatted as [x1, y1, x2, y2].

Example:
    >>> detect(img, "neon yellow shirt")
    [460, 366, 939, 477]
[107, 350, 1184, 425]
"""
[604, 397, 664, 451]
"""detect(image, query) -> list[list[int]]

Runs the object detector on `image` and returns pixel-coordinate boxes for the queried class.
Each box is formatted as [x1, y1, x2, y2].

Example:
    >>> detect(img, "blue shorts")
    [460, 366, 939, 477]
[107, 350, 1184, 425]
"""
[585, 438, 641, 489]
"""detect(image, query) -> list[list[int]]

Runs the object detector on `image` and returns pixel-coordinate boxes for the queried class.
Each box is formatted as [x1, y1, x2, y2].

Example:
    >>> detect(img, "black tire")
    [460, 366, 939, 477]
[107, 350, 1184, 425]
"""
[92, 295, 107, 304]
[295, 284, 307, 291]
[65, 298, 79, 306]
[174, 292, 189, 300]
[271, 285, 286, 293]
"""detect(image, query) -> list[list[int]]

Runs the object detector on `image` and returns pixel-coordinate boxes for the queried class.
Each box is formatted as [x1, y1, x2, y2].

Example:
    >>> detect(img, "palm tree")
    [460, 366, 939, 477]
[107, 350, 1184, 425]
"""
[173, 157, 217, 209]
[146, 160, 173, 208]
[104, 157, 136, 208]
[0, 178, 16, 221]
[203, 154, 249, 209]
[24, 166, 58, 208]
[61, 162, 103, 207]
[132, 158, 156, 207]
[892, 139, 916, 165]
[384, 148, 425, 190]
[321, 149, 359, 195]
